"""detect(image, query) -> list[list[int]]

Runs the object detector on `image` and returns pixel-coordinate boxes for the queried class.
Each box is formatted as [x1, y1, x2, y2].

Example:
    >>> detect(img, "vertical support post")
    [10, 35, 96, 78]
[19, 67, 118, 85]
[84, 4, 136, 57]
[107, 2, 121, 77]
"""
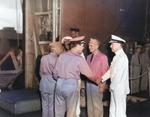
[144, 0, 149, 38]
[52, 0, 56, 42]
[55, 0, 58, 39]
[22, 0, 25, 89]
[25, 0, 35, 89]
[52, 0, 59, 42]
[59, 0, 62, 40]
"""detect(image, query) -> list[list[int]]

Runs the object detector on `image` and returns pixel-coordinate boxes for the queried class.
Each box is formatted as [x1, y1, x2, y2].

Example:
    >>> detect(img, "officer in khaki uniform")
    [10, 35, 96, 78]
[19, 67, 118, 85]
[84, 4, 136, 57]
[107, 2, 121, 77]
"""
[100, 35, 130, 117]
[140, 44, 150, 91]
[130, 45, 142, 94]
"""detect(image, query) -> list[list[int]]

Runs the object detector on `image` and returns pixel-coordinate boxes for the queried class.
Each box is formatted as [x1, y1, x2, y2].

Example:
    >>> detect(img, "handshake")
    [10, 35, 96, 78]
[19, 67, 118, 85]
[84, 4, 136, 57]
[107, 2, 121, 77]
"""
[94, 76, 108, 94]
[96, 77, 105, 94]
[95, 77, 104, 85]
[96, 76, 112, 93]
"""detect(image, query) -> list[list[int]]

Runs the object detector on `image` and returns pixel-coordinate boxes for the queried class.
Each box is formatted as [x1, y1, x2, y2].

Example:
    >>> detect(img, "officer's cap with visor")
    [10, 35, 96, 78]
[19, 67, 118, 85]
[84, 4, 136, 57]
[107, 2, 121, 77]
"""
[135, 45, 142, 49]
[109, 35, 126, 44]
[144, 43, 150, 47]
[61, 36, 73, 44]
[70, 36, 86, 44]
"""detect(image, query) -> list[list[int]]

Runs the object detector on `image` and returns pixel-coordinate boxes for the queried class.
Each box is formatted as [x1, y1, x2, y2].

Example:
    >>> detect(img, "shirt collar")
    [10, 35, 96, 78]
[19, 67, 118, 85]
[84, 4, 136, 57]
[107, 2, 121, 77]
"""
[115, 48, 123, 55]
[92, 51, 100, 56]
[135, 52, 139, 55]
[50, 52, 58, 57]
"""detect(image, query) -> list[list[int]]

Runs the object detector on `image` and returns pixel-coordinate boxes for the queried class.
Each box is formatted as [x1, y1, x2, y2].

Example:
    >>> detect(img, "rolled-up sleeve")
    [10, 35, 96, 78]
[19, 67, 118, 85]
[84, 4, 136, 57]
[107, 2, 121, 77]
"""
[78, 58, 98, 82]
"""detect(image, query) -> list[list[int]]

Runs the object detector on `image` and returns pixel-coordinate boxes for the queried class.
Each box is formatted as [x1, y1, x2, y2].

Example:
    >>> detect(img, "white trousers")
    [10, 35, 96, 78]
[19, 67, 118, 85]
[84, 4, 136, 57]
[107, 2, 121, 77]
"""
[109, 91, 127, 117]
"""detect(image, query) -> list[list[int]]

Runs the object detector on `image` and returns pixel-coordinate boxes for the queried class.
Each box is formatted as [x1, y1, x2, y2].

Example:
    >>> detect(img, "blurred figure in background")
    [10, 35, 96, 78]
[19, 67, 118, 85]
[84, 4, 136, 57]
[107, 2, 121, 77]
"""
[16, 46, 22, 67]
[140, 44, 150, 92]
[130, 45, 142, 94]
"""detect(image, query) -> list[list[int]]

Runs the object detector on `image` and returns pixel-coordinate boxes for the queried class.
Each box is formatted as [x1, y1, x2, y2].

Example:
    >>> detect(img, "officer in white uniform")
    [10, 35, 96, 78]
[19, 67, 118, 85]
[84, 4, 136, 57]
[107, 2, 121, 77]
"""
[100, 35, 130, 117]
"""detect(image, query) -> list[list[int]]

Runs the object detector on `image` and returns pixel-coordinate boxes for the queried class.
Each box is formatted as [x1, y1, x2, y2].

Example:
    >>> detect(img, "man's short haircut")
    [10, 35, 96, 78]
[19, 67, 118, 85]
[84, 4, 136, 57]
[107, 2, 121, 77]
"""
[90, 38, 101, 47]
[96, 39, 101, 47]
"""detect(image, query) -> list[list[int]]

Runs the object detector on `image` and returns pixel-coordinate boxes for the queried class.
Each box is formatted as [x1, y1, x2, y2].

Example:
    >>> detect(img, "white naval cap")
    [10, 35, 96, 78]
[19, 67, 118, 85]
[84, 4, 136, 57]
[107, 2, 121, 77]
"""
[109, 35, 126, 43]
[61, 36, 73, 44]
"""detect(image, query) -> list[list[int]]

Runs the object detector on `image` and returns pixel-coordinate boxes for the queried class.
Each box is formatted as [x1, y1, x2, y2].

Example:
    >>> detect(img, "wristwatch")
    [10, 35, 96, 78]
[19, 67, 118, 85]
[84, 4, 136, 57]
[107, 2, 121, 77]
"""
[100, 80, 104, 84]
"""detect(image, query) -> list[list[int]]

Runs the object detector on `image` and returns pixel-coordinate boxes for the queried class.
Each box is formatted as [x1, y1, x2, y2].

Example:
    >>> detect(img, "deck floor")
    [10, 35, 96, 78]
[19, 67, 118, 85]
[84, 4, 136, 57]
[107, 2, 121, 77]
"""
[0, 89, 150, 117]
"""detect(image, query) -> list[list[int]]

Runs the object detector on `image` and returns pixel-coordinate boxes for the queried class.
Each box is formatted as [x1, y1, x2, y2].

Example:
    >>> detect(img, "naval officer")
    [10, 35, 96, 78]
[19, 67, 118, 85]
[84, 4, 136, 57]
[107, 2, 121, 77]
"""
[61, 36, 85, 117]
[53, 36, 100, 117]
[100, 35, 130, 117]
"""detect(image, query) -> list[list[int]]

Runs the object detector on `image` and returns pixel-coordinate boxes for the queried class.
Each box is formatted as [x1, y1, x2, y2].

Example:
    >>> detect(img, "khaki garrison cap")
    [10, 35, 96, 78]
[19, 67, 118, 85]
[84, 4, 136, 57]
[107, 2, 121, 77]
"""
[49, 41, 63, 50]
[144, 43, 150, 47]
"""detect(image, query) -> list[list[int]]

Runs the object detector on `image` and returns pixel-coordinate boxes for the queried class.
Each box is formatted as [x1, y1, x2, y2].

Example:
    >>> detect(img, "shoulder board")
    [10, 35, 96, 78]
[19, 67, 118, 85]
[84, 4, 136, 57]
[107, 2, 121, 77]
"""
[119, 52, 124, 57]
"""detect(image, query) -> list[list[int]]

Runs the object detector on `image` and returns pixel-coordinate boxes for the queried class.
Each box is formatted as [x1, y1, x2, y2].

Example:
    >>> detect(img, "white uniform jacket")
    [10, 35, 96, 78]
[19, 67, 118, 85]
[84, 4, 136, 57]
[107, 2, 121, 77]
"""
[102, 49, 130, 94]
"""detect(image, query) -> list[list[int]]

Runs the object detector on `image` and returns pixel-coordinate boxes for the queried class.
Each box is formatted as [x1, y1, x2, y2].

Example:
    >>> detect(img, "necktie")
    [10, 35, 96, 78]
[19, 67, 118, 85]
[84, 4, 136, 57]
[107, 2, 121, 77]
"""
[138, 54, 140, 64]
[90, 54, 94, 63]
